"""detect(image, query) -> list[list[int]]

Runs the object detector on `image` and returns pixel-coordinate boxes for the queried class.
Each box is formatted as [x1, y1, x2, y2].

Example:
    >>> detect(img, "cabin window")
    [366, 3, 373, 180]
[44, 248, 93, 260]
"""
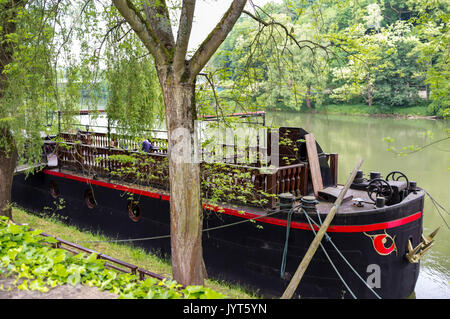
[128, 200, 141, 222]
[84, 189, 97, 209]
[49, 181, 60, 198]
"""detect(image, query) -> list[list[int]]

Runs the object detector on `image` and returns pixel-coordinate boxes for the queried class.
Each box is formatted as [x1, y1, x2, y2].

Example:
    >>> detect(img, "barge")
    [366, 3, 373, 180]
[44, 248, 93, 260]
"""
[11, 114, 434, 299]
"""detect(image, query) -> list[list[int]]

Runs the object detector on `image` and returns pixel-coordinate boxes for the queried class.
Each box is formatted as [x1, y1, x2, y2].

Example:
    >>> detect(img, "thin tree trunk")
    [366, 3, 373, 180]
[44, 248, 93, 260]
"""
[0, 3, 20, 220]
[0, 129, 18, 220]
[305, 83, 312, 109]
[159, 72, 207, 286]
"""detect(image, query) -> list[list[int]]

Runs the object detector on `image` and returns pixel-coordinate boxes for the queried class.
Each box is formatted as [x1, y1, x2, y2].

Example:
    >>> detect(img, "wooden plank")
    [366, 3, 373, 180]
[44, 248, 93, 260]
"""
[305, 133, 323, 197]
[318, 186, 353, 203]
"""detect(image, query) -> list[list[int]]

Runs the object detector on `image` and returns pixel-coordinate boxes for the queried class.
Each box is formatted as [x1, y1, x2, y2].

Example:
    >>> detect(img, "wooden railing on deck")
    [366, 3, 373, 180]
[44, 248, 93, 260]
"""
[55, 133, 338, 208]
[59, 132, 168, 155]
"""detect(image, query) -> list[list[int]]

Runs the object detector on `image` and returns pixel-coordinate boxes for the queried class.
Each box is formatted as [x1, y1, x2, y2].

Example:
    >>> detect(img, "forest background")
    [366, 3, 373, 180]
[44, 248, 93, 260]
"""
[193, 0, 449, 119]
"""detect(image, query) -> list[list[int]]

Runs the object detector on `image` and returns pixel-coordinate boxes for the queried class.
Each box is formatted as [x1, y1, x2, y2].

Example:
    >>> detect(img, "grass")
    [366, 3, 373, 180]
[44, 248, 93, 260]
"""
[318, 103, 431, 117]
[11, 206, 260, 299]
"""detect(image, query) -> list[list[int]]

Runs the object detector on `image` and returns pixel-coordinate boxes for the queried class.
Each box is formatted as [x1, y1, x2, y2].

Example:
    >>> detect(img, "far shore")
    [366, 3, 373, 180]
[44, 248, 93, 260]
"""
[266, 104, 446, 120]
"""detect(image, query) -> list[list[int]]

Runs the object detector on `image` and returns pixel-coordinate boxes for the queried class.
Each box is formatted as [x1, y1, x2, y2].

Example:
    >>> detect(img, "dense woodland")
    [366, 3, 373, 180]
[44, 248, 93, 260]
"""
[199, 0, 449, 117]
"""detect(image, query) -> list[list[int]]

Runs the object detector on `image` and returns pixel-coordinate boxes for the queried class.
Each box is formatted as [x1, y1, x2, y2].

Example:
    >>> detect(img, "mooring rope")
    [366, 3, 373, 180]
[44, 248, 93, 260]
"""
[74, 207, 290, 244]
[300, 208, 358, 299]
[303, 208, 382, 299]
[280, 206, 295, 279]
[280, 197, 318, 279]
[425, 190, 450, 230]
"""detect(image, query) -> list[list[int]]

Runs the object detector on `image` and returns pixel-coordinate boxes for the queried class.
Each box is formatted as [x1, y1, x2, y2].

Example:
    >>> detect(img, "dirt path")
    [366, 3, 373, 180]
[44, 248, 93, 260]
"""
[0, 276, 118, 299]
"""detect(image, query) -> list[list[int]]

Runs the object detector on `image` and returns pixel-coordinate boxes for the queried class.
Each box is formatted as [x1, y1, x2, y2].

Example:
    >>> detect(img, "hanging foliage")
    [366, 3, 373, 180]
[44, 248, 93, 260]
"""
[103, 6, 165, 139]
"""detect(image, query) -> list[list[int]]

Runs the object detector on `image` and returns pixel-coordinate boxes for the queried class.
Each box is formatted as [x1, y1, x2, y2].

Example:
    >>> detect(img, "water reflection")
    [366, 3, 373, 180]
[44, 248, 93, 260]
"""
[267, 111, 450, 299]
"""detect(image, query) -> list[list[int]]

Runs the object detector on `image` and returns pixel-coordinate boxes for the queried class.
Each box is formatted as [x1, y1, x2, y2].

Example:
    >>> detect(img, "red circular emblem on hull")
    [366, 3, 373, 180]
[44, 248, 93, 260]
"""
[364, 231, 397, 256]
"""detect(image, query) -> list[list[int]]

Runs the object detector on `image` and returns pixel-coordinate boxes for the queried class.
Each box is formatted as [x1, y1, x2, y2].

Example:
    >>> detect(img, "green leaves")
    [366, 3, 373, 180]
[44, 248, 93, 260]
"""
[182, 285, 227, 299]
[0, 217, 226, 299]
[67, 272, 81, 286]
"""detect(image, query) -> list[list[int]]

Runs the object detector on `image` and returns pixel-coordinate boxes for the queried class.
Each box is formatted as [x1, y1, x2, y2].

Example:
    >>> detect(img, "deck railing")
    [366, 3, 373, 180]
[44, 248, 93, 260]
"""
[59, 132, 168, 155]
[54, 133, 338, 208]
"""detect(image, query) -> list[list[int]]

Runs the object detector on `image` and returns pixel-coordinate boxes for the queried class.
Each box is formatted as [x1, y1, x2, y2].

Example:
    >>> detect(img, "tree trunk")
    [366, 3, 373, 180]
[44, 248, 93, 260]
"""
[305, 83, 312, 109]
[159, 71, 206, 286]
[0, 3, 19, 221]
[368, 90, 373, 107]
[112, 0, 248, 287]
[366, 76, 374, 107]
[0, 129, 18, 220]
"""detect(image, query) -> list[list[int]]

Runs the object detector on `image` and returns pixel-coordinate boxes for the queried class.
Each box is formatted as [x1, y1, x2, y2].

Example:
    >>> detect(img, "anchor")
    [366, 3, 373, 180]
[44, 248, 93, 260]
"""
[405, 227, 440, 263]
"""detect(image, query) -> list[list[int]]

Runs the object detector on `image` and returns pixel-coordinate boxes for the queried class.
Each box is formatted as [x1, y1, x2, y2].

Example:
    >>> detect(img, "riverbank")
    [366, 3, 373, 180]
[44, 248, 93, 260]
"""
[308, 104, 441, 119]
[9, 207, 258, 299]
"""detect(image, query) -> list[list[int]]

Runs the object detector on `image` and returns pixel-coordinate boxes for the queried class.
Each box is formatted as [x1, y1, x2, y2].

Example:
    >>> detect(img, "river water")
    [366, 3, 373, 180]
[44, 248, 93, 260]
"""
[266, 111, 449, 299]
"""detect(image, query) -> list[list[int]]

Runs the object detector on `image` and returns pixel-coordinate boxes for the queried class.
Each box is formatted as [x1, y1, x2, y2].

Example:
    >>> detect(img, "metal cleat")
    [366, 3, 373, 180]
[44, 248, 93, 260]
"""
[405, 227, 440, 263]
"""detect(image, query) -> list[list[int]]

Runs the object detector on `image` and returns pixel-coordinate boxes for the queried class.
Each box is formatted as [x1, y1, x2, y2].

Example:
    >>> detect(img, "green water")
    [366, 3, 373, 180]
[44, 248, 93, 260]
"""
[266, 111, 450, 299]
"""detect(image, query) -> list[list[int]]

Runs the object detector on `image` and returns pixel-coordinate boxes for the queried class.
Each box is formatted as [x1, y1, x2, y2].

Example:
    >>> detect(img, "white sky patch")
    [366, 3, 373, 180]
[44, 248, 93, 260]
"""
[59, 1, 282, 70]
[175, 0, 282, 53]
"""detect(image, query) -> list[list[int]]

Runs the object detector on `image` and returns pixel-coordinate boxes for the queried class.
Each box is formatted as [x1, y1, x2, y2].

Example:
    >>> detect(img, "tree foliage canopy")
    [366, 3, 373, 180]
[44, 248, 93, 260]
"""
[206, 0, 449, 116]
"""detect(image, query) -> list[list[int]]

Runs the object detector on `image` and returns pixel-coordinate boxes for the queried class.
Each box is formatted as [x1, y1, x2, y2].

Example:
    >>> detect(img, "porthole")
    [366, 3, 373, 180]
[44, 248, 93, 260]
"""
[84, 189, 97, 209]
[49, 181, 59, 198]
[128, 200, 141, 222]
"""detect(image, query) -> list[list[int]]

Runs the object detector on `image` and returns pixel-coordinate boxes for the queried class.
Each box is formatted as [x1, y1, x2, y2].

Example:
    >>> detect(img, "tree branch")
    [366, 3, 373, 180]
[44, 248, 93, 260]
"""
[242, 9, 330, 57]
[173, 0, 195, 76]
[112, 0, 169, 65]
[143, 0, 175, 52]
[188, 0, 247, 82]
[198, 72, 221, 116]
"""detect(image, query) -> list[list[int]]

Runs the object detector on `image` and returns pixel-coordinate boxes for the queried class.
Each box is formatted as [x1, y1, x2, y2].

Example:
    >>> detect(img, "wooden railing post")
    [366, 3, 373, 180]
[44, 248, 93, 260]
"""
[266, 169, 278, 209]
[329, 153, 338, 186]
[300, 162, 309, 196]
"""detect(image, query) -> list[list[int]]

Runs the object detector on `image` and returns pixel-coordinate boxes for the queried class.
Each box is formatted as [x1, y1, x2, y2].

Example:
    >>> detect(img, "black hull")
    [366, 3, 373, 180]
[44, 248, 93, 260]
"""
[12, 169, 424, 299]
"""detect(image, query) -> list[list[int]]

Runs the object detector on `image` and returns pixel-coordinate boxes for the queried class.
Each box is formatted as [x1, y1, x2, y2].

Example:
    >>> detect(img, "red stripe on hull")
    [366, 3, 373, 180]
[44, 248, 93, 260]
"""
[44, 169, 161, 199]
[203, 203, 422, 233]
[43, 169, 422, 233]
